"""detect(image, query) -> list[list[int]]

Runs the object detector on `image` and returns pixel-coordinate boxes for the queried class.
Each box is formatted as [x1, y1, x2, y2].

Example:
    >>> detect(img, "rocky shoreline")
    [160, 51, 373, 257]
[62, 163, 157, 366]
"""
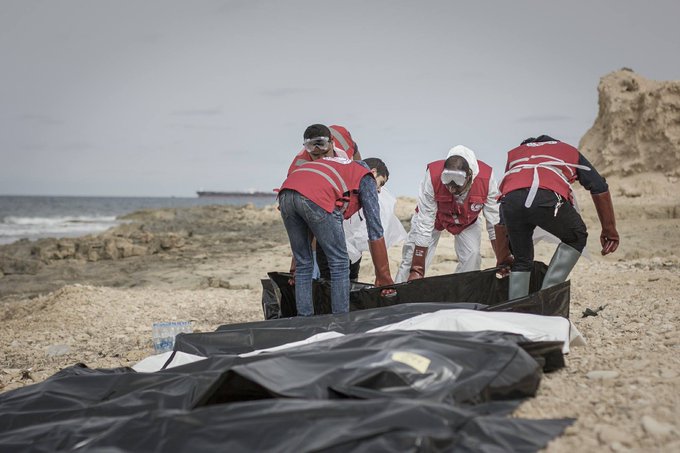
[0, 203, 288, 299]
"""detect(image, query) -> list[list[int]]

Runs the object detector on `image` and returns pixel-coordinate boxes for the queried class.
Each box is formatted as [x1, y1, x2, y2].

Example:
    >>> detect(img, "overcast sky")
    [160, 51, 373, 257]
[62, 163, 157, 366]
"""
[2, 0, 679, 197]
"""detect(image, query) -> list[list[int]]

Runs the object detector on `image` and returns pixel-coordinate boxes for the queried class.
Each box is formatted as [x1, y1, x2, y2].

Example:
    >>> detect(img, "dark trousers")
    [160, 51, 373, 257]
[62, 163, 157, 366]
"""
[501, 188, 588, 272]
[316, 243, 362, 281]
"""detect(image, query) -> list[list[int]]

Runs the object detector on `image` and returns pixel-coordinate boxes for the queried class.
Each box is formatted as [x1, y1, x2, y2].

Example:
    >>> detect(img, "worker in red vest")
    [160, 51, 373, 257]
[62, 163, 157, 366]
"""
[396, 145, 512, 282]
[286, 125, 365, 279]
[499, 135, 619, 299]
[279, 124, 395, 316]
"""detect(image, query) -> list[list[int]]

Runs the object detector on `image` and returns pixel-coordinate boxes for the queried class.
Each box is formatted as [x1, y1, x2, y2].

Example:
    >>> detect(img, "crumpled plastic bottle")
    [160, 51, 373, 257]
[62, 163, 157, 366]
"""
[152, 321, 192, 354]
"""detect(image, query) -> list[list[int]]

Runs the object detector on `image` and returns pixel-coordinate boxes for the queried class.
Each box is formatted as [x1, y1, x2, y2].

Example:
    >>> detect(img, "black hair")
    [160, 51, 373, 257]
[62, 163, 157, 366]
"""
[363, 157, 389, 180]
[304, 124, 331, 139]
[444, 155, 470, 172]
[521, 135, 558, 145]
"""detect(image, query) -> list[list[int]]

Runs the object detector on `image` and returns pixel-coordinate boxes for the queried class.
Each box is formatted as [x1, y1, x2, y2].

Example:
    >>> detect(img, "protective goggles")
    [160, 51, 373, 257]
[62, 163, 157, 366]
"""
[303, 136, 331, 151]
[440, 169, 468, 187]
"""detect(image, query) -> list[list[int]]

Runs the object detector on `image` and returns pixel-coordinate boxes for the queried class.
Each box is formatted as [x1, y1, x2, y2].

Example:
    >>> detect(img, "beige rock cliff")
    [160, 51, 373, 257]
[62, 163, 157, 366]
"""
[579, 68, 680, 177]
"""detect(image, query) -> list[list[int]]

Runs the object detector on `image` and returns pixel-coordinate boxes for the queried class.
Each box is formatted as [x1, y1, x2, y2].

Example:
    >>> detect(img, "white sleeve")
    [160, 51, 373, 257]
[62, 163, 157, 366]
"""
[483, 169, 501, 240]
[342, 189, 407, 263]
[342, 212, 365, 264]
[410, 169, 438, 247]
[378, 188, 407, 248]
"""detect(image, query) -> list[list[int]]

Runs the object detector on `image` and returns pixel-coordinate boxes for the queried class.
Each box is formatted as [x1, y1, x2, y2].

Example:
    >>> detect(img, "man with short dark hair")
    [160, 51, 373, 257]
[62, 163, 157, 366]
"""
[278, 124, 395, 316]
[396, 145, 510, 282]
[499, 135, 619, 299]
[287, 126, 401, 282]
[287, 124, 361, 176]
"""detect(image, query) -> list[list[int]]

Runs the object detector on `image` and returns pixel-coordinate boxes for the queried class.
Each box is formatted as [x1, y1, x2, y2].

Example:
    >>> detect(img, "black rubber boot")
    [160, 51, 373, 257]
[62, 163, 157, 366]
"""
[509, 271, 531, 300]
[540, 243, 581, 290]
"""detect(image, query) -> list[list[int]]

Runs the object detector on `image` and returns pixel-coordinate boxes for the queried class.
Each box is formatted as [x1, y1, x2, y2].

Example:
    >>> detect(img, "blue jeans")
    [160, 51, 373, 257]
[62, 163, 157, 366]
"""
[279, 190, 350, 315]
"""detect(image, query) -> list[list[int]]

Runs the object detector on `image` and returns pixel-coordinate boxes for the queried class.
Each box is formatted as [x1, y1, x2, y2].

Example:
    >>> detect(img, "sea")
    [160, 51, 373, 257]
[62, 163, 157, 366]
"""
[0, 195, 278, 245]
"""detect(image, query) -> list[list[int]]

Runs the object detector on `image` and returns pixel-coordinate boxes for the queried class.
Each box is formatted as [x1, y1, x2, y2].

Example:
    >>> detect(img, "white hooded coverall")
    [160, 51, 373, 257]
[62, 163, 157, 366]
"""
[395, 145, 500, 282]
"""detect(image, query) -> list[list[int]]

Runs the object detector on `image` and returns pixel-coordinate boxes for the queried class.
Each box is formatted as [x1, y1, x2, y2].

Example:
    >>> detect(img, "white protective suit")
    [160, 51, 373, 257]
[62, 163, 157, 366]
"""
[395, 145, 500, 282]
[343, 187, 407, 264]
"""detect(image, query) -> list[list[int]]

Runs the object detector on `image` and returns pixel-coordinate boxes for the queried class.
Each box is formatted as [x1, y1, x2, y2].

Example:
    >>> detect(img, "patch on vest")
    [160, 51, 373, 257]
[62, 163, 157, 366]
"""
[470, 203, 483, 212]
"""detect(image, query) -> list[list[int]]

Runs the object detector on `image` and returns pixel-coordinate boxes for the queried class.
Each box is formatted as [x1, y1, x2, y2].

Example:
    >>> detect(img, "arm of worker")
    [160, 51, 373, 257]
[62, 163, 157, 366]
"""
[482, 169, 502, 241]
[358, 174, 384, 241]
[358, 173, 396, 293]
[577, 152, 618, 255]
[576, 152, 609, 194]
[409, 169, 437, 247]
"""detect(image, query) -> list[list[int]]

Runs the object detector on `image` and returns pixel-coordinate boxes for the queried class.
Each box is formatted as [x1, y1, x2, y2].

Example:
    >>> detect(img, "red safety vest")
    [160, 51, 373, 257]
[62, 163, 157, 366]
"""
[280, 157, 371, 219]
[499, 141, 580, 201]
[428, 159, 492, 235]
[329, 125, 358, 159]
[286, 148, 350, 176]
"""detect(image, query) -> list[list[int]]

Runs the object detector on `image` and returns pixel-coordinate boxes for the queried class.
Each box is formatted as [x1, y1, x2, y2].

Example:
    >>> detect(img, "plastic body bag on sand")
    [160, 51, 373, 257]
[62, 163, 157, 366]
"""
[0, 304, 574, 452]
[267, 261, 572, 319]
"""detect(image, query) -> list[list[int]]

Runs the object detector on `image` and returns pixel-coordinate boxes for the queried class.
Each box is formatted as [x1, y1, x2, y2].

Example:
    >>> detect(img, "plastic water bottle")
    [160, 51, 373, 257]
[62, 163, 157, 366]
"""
[152, 321, 192, 354]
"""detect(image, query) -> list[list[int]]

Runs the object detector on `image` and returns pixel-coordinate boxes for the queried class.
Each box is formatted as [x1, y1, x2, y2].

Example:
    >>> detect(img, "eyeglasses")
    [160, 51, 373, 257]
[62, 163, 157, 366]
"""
[303, 136, 331, 152]
[441, 169, 468, 187]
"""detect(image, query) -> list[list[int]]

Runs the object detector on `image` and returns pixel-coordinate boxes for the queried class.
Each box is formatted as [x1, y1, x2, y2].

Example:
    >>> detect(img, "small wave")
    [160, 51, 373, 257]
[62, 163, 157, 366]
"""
[0, 216, 120, 245]
[3, 215, 118, 226]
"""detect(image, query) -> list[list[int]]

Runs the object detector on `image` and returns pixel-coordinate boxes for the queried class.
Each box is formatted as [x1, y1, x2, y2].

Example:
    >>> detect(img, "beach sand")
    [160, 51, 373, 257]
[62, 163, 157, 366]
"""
[1, 174, 679, 451]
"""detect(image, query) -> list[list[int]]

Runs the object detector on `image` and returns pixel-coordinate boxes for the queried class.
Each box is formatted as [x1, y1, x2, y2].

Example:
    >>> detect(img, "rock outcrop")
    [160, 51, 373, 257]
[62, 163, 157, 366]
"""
[579, 69, 680, 176]
[0, 203, 288, 297]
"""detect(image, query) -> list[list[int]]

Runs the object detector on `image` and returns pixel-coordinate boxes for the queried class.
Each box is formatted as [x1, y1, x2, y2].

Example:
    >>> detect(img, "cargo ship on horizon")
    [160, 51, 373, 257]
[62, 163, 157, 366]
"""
[196, 190, 276, 198]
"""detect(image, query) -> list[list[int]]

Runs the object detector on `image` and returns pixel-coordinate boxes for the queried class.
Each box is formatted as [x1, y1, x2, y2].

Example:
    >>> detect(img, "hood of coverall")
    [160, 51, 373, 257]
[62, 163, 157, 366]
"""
[445, 145, 480, 180]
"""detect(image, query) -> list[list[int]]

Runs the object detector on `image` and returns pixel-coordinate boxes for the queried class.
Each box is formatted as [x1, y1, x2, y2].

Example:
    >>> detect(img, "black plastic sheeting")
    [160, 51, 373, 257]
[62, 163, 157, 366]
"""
[200, 330, 547, 405]
[179, 302, 483, 356]
[265, 261, 571, 319]
[0, 277, 575, 451]
[0, 324, 573, 452]
[0, 399, 573, 452]
[174, 303, 565, 372]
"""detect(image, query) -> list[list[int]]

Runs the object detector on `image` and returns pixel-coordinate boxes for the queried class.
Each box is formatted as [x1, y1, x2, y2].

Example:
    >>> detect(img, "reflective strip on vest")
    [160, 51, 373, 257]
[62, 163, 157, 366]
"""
[290, 160, 351, 212]
[312, 161, 351, 212]
[307, 161, 350, 194]
[503, 154, 590, 208]
[330, 127, 351, 152]
[292, 168, 343, 193]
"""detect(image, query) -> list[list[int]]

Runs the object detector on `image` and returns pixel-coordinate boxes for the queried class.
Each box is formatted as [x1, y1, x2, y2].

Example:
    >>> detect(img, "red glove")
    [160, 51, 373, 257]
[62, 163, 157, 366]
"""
[492, 224, 514, 279]
[408, 246, 428, 281]
[369, 237, 397, 297]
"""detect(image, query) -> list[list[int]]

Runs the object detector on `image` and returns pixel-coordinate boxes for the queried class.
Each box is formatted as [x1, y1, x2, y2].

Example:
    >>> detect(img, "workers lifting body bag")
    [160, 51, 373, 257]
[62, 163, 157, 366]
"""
[498, 135, 620, 299]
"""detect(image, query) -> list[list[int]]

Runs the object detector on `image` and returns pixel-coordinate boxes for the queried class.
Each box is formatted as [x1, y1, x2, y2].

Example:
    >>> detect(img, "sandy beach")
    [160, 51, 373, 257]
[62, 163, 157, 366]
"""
[1, 171, 679, 451]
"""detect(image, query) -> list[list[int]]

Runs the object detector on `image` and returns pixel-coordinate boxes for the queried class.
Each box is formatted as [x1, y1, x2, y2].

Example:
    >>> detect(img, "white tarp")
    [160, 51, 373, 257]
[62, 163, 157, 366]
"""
[367, 309, 584, 353]
[132, 350, 206, 373]
[238, 331, 345, 357]
[134, 310, 584, 372]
